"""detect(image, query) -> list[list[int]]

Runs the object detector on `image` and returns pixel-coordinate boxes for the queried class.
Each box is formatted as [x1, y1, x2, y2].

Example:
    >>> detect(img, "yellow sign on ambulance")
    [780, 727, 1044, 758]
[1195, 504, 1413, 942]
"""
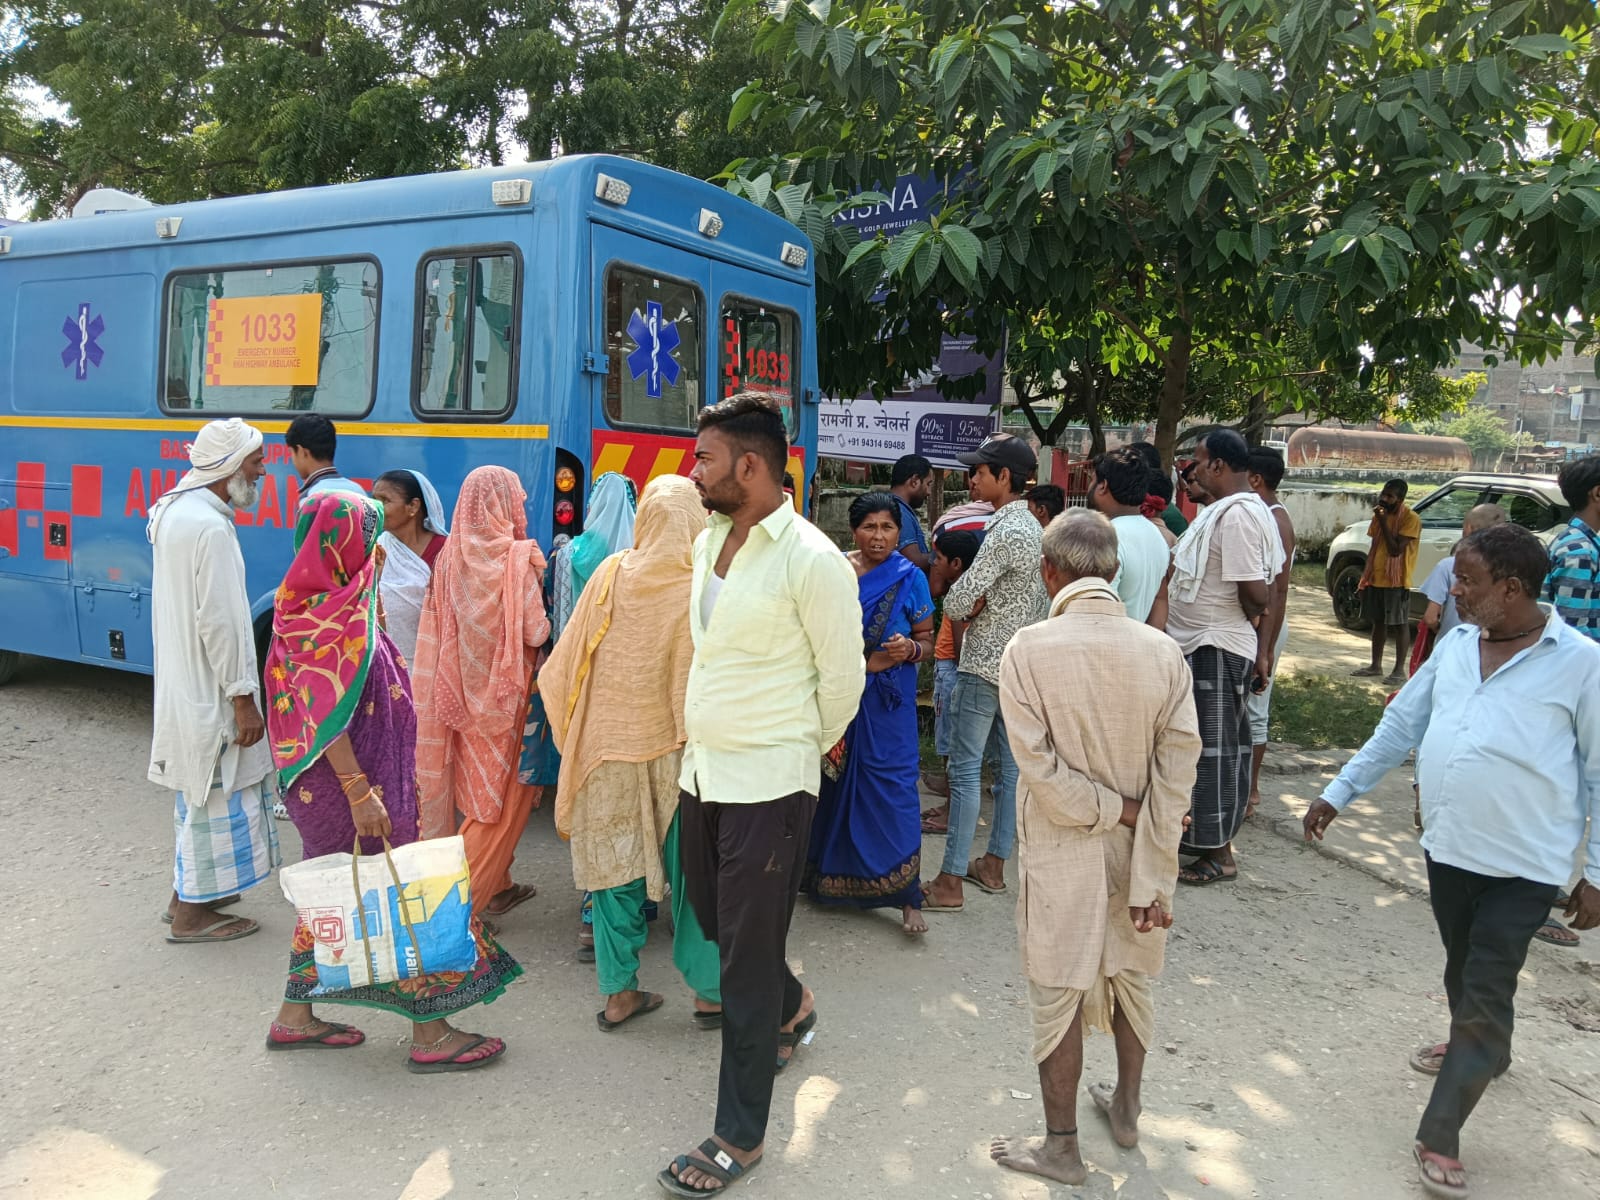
[205, 294, 322, 388]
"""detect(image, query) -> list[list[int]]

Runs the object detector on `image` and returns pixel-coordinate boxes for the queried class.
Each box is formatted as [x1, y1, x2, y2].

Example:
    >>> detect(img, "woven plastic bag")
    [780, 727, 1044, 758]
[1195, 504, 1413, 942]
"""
[279, 835, 476, 994]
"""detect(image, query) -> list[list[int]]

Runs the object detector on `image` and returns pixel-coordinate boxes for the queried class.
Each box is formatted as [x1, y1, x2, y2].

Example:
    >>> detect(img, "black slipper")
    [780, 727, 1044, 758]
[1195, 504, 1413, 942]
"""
[1177, 859, 1237, 886]
[691, 1010, 723, 1031]
[657, 1138, 761, 1196]
[596, 992, 665, 1032]
[775, 1009, 818, 1071]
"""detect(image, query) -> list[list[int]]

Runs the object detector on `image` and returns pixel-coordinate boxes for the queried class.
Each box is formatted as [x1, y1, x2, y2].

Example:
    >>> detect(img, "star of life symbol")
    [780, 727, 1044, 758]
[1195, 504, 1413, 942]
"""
[61, 303, 105, 380]
[625, 300, 681, 399]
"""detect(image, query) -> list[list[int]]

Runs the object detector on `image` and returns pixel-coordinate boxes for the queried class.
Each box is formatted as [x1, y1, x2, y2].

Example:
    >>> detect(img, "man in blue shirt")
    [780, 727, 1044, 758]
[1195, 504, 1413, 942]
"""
[888, 454, 933, 570]
[1305, 524, 1600, 1200]
[1545, 455, 1600, 640]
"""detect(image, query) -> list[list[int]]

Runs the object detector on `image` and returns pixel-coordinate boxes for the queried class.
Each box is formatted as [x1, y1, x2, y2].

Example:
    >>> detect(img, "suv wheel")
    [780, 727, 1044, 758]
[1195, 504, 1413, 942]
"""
[1330, 561, 1371, 632]
[0, 649, 19, 686]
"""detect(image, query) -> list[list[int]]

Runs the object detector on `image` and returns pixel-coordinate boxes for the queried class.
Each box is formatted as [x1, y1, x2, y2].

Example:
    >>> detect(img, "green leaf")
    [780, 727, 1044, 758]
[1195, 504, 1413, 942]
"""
[1187, 71, 1206, 104]
[1188, 152, 1219, 208]
[1297, 278, 1330, 325]
[1271, 276, 1297, 322]
[986, 42, 1013, 81]
[882, 228, 924, 277]
[841, 238, 880, 274]
[826, 25, 856, 74]
[1033, 148, 1060, 193]
[1251, 222, 1274, 264]
[745, 172, 773, 209]
[727, 87, 762, 133]
[941, 224, 982, 280]
[1474, 57, 1500, 99]
[1405, 177, 1432, 218]
[1508, 33, 1573, 57]
[912, 237, 942, 291]
[795, 18, 825, 59]
[774, 183, 807, 223]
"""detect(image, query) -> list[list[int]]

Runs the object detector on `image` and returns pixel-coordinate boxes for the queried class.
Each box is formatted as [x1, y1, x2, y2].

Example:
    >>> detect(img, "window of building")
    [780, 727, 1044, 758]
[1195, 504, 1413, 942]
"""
[717, 296, 800, 437]
[162, 259, 379, 415]
[415, 249, 519, 418]
[602, 266, 703, 432]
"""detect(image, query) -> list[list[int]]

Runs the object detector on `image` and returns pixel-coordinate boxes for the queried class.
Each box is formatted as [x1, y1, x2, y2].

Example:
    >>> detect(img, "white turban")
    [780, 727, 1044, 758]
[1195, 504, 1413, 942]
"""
[146, 418, 265, 543]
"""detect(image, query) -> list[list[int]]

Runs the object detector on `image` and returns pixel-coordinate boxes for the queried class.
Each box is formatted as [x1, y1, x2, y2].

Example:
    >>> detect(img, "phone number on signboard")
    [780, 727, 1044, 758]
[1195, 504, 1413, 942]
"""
[829, 436, 908, 451]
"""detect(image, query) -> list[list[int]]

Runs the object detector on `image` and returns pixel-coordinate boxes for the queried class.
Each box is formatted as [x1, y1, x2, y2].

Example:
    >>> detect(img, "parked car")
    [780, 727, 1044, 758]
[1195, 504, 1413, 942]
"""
[1324, 474, 1569, 631]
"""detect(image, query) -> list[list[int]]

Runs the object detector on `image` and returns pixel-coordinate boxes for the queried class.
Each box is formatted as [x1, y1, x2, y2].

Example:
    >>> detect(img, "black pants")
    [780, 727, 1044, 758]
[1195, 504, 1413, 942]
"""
[679, 788, 816, 1152]
[1418, 856, 1557, 1157]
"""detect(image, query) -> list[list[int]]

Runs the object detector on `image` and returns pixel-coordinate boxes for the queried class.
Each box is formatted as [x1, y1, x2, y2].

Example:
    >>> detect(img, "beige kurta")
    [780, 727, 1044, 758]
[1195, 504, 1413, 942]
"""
[998, 580, 1201, 992]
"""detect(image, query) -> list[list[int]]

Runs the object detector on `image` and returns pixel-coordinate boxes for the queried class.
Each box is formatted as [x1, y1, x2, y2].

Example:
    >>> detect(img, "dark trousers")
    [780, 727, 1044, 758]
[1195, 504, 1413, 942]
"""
[1418, 856, 1557, 1157]
[679, 788, 816, 1152]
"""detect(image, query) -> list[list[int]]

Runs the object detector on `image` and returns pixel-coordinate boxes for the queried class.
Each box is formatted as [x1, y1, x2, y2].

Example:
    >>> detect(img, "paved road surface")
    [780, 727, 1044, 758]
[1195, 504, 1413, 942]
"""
[3, 608, 1598, 1198]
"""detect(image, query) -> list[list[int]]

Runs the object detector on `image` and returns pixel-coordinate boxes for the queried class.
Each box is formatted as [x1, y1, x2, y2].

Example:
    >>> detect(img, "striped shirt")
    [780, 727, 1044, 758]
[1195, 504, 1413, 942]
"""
[1544, 518, 1600, 641]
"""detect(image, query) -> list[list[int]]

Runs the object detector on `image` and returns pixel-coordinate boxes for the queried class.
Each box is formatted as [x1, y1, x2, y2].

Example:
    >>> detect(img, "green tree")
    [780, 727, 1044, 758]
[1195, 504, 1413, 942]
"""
[720, 0, 1600, 464]
[0, 1, 766, 215]
[1419, 401, 1531, 467]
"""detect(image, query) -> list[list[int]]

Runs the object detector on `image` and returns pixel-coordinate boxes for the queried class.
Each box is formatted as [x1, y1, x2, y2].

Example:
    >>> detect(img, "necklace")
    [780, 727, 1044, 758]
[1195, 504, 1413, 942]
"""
[1480, 621, 1545, 643]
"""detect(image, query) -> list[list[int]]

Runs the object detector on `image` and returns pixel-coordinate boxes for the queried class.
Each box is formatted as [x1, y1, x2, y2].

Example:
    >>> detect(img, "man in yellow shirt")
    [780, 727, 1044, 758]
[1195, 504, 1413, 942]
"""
[1354, 478, 1422, 685]
[660, 393, 865, 1198]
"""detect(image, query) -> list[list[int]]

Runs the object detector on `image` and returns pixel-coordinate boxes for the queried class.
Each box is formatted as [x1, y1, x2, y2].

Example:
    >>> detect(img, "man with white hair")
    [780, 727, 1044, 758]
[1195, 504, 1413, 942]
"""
[147, 418, 280, 943]
[990, 509, 1200, 1187]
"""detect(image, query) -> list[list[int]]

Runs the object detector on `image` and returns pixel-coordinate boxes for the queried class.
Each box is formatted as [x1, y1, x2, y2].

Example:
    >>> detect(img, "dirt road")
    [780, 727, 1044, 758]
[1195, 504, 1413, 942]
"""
[2, 644, 1598, 1200]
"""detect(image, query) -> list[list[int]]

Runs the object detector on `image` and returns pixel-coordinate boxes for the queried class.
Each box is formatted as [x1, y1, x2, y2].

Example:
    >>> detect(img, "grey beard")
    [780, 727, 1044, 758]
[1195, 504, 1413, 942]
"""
[226, 475, 260, 509]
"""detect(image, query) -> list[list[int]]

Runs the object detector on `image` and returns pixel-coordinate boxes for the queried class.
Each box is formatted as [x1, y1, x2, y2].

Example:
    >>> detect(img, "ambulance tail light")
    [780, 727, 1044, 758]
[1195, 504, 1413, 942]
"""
[553, 449, 585, 540]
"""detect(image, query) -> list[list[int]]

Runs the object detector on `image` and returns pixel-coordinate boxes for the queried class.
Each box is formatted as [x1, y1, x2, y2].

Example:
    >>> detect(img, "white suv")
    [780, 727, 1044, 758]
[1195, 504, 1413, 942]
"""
[1324, 474, 1570, 631]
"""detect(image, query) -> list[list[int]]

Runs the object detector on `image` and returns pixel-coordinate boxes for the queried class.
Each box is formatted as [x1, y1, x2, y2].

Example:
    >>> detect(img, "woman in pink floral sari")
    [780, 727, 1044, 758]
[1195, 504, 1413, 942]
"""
[263, 491, 522, 1073]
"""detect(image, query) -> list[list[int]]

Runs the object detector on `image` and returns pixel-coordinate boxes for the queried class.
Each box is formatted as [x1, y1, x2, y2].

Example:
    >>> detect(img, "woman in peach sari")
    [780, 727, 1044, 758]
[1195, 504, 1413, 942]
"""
[413, 466, 551, 919]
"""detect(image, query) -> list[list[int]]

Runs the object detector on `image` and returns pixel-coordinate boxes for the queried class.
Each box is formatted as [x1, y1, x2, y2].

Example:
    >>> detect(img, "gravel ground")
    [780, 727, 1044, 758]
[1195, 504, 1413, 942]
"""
[2, 627, 1598, 1200]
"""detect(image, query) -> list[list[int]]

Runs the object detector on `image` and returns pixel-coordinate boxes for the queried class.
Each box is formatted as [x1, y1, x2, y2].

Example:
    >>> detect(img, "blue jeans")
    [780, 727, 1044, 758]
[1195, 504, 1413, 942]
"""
[940, 672, 1018, 876]
[933, 659, 958, 756]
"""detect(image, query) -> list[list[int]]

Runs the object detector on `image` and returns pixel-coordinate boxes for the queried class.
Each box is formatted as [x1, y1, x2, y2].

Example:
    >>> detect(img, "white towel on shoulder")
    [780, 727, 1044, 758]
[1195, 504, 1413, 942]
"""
[1170, 492, 1284, 605]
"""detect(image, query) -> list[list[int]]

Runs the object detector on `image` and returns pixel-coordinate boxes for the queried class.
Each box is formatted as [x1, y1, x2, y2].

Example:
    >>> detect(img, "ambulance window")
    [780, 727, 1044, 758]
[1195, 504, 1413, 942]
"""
[602, 265, 703, 433]
[717, 296, 799, 437]
[414, 248, 520, 419]
[160, 259, 379, 416]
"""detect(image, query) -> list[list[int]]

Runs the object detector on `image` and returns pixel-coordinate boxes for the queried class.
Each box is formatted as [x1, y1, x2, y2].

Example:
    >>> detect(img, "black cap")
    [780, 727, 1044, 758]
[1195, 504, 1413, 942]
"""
[957, 432, 1037, 480]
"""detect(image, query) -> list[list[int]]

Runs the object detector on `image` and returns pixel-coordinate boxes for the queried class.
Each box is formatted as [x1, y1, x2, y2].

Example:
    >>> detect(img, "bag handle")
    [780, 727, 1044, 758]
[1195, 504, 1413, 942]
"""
[349, 835, 428, 987]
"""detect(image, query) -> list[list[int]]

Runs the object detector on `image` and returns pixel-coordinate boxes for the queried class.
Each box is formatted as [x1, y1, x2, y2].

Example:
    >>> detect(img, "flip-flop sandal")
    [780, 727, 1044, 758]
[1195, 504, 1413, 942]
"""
[1350, 666, 1383, 677]
[657, 1139, 762, 1197]
[1554, 891, 1572, 909]
[1535, 917, 1580, 948]
[165, 915, 259, 944]
[921, 818, 949, 835]
[486, 883, 537, 917]
[406, 1033, 506, 1074]
[1409, 1042, 1448, 1075]
[691, 1010, 723, 1031]
[1413, 1142, 1470, 1198]
[1177, 860, 1237, 887]
[159, 895, 241, 924]
[596, 992, 665, 1032]
[965, 863, 1007, 894]
[265, 1021, 366, 1051]
[774, 1010, 818, 1072]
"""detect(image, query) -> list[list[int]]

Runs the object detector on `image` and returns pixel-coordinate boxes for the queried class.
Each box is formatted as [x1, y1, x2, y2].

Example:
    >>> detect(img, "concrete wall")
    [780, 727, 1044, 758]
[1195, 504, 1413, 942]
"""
[1278, 485, 1379, 557]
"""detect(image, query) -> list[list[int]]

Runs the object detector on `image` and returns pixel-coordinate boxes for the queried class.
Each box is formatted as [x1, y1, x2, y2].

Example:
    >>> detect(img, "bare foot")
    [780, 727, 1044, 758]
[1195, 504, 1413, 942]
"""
[1088, 1081, 1140, 1148]
[1414, 1142, 1468, 1193]
[989, 1133, 1086, 1185]
[603, 989, 659, 1025]
[1245, 789, 1260, 820]
[922, 872, 964, 910]
[902, 905, 928, 935]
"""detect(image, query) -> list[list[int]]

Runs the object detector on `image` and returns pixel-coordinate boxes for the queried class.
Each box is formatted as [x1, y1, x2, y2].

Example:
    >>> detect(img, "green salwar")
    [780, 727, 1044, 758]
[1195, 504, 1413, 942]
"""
[592, 813, 720, 1001]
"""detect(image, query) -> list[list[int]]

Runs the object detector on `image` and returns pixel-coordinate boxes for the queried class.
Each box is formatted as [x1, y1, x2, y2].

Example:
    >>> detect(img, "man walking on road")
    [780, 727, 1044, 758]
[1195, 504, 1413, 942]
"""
[989, 510, 1199, 1187]
[1353, 478, 1421, 684]
[887, 453, 934, 570]
[660, 394, 864, 1197]
[146, 418, 280, 944]
[1166, 431, 1281, 886]
[922, 433, 1049, 910]
[1306, 523, 1600, 1200]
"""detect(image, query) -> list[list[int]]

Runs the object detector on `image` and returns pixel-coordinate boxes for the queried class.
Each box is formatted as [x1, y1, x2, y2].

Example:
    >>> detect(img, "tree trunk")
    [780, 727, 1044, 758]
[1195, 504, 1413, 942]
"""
[1086, 404, 1105, 457]
[1243, 389, 1267, 447]
[1153, 324, 1192, 468]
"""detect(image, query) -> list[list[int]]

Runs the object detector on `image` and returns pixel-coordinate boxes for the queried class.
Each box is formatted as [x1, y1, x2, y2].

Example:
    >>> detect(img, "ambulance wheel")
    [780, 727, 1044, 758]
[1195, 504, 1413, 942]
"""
[0, 650, 19, 687]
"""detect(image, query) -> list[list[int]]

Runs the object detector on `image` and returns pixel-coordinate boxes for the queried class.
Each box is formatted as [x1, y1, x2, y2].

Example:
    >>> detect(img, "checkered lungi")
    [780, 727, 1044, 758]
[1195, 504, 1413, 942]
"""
[1180, 645, 1253, 851]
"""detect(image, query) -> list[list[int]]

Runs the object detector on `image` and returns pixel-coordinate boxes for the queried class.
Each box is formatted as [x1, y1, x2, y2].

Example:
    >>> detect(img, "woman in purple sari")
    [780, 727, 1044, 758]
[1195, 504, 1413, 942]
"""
[263, 492, 522, 1072]
[807, 493, 936, 935]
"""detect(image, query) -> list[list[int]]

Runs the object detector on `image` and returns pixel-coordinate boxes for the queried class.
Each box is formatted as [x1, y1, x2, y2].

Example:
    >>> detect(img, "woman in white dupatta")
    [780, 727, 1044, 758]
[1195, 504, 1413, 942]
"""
[371, 469, 449, 663]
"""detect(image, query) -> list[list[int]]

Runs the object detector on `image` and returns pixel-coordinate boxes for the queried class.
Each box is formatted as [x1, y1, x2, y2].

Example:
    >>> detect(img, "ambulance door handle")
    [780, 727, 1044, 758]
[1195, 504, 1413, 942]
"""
[581, 352, 610, 376]
[78, 580, 96, 611]
[128, 585, 144, 618]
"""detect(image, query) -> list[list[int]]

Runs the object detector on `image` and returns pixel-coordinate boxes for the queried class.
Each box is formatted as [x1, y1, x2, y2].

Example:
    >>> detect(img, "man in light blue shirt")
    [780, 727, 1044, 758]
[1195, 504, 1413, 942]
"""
[1305, 524, 1600, 1199]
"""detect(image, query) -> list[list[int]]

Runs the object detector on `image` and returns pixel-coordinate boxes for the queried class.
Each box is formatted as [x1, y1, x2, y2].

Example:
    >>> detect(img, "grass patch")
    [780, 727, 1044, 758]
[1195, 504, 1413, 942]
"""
[1289, 560, 1326, 591]
[1269, 671, 1386, 749]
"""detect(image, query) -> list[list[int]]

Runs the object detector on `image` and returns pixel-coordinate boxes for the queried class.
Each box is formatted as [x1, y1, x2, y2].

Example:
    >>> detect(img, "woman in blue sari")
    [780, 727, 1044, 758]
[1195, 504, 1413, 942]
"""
[808, 493, 936, 935]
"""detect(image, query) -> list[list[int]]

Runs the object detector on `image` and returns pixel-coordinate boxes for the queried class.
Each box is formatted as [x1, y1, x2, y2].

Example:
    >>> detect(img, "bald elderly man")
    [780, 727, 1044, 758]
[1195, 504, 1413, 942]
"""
[147, 418, 280, 943]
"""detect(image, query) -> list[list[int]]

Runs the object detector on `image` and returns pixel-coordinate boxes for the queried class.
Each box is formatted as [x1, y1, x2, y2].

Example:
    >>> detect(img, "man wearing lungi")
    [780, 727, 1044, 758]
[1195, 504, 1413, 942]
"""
[147, 418, 280, 943]
[990, 509, 1199, 1186]
[1163, 430, 1281, 886]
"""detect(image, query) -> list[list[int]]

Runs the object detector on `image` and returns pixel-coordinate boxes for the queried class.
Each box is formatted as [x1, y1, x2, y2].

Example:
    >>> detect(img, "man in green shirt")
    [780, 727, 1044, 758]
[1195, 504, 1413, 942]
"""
[660, 393, 865, 1198]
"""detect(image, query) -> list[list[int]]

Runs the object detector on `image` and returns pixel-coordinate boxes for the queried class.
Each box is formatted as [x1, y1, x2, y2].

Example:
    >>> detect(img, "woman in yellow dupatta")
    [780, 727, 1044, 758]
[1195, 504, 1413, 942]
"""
[538, 475, 720, 1032]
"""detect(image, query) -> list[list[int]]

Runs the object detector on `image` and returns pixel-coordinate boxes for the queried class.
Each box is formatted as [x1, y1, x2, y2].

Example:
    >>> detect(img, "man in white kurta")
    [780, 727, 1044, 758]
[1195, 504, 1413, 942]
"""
[989, 509, 1200, 1188]
[147, 418, 279, 943]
